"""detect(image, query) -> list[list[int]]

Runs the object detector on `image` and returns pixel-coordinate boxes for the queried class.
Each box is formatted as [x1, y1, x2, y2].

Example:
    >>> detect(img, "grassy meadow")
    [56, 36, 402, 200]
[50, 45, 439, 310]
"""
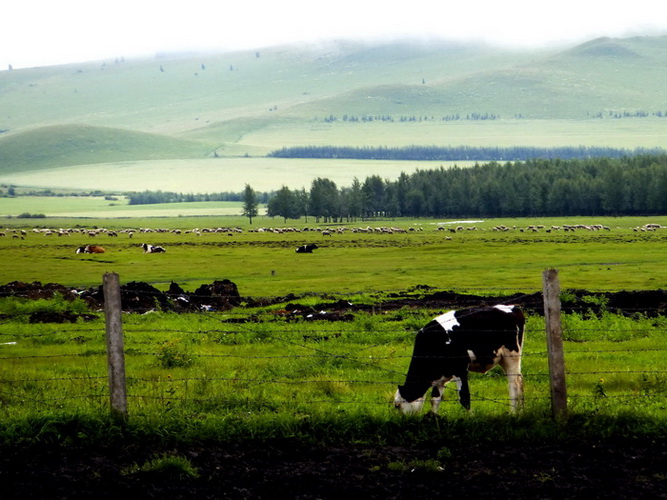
[1, 240, 666, 445]
[1, 214, 666, 294]
[0, 212, 665, 448]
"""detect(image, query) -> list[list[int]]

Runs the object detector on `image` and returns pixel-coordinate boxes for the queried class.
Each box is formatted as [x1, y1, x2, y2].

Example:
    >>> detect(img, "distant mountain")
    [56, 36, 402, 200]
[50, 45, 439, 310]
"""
[1, 36, 667, 175]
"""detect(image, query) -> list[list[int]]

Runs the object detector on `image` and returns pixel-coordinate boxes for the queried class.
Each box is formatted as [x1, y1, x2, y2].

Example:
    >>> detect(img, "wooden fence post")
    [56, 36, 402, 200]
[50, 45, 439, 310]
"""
[103, 272, 128, 420]
[542, 268, 568, 419]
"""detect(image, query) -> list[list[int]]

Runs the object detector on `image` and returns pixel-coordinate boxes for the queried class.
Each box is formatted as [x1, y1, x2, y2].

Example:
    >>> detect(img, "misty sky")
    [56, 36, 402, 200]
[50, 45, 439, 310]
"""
[2, 0, 666, 69]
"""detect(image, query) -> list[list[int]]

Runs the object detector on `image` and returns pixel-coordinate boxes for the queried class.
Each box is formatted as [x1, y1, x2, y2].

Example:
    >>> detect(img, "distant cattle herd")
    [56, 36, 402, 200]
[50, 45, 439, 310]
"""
[0, 222, 663, 257]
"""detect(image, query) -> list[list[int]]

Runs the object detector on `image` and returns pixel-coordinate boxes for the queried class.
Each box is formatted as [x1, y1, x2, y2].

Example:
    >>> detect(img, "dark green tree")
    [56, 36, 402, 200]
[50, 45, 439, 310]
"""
[242, 184, 259, 224]
[267, 186, 300, 223]
[309, 178, 339, 222]
[361, 175, 385, 217]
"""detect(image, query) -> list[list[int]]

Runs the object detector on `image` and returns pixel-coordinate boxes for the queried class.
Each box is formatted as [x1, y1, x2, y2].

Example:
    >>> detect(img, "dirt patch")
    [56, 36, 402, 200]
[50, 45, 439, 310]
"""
[3, 438, 666, 499]
[0, 279, 242, 314]
[1, 281, 666, 318]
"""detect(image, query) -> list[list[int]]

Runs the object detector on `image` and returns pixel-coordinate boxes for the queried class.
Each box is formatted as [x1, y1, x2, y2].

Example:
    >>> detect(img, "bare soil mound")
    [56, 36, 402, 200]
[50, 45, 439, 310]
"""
[1, 281, 666, 319]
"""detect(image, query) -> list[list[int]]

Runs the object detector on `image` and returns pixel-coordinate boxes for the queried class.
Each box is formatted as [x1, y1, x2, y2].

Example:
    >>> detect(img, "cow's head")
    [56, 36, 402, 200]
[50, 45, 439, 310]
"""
[394, 386, 425, 414]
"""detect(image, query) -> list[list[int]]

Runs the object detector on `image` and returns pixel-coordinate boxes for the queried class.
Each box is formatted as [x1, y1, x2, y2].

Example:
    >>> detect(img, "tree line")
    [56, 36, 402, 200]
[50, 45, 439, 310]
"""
[126, 155, 667, 221]
[127, 190, 270, 205]
[268, 145, 663, 162]
[318, 113, 499, 123]
[265, 155, 667, 221]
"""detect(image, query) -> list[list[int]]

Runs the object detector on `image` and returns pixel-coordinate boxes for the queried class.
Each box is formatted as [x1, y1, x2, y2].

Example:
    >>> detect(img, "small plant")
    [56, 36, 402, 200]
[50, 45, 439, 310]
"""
[122, 453, 200, 480]
[155, 340, 195, 368]
[387, 459, 444, 472]
[593, 378, 607, 398]
[436, 447, 453, 461]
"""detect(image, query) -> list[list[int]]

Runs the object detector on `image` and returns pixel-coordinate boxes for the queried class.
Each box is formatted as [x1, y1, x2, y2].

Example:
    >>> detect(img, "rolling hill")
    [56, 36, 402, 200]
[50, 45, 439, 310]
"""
[1, 35, 667, 192]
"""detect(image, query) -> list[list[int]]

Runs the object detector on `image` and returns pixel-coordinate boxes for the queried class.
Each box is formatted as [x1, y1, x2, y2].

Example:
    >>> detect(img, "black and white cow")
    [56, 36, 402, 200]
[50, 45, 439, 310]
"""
[142, 243, 166, 253]
[295, 244, 318, 253]
[394, 305, 524, 414]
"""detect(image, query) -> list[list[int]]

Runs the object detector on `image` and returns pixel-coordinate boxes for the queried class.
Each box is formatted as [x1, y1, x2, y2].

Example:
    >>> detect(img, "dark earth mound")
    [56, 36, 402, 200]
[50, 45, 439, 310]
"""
[1, 280, 666, 320]
[3, 438, 666, 499]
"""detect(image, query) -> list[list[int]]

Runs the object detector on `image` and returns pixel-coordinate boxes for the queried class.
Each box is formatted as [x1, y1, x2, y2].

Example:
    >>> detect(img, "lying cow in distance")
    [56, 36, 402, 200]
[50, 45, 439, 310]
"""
[76, 245, 105, 254]
[394, 305, 524, 415]
[142, 243, 166, 253]
[295, 244, 318, 253]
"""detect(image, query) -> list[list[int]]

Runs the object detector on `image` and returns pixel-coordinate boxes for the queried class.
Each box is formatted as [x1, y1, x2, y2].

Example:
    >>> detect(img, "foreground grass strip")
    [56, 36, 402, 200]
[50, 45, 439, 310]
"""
[1, 411, 666, 449]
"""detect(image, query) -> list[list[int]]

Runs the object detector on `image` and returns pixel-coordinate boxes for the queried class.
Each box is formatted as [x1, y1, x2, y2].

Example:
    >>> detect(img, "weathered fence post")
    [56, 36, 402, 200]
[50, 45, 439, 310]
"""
[542, 268, 568, 419]
[103, 272, 128, 420]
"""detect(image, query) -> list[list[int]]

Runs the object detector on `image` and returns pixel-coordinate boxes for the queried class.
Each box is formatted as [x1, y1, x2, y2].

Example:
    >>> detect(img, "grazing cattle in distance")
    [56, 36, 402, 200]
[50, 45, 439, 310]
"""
[394, 305, 524, 415]
[295, 244, 318, 253]
[142, 243, 166, 253]
[76, 245, 105, 254]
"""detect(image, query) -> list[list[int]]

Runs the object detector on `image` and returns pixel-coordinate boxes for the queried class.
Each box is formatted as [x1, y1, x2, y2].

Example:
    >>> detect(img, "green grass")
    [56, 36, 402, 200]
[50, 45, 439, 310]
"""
[0, 125, 209, 174]
[0, 214, 665, 448]
[0, 305, 665, 447]
[0, 215, 666, 295]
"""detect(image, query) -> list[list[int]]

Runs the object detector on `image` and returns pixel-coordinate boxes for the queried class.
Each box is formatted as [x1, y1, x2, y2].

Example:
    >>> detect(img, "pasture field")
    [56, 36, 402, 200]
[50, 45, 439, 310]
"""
[0, 157, 459, 194]
[0, 196, 248, 218]
[0, 215, 666, 295]
[1, 214, 666, 499]
[0, 273, 666, 443]
[231, 118, 667, 154]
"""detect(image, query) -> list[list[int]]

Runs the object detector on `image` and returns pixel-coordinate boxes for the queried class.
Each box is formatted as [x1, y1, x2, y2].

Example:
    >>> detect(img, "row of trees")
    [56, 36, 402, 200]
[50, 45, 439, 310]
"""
[319, 113, 500, 123]
[317, 112, 667, 123]
[263, 155, 667, 221]
[269, 145, 663, 162]
[128, 190, 270, 205]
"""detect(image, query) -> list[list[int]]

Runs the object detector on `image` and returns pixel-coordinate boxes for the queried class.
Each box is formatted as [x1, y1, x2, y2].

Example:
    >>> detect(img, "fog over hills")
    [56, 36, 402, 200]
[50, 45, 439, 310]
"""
[1, 36, 666, 192]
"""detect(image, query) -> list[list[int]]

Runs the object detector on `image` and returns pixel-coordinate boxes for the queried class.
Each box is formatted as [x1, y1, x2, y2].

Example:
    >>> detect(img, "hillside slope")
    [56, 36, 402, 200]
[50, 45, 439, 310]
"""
[1, 36, 667, 179]
[0, 125, 209, 174]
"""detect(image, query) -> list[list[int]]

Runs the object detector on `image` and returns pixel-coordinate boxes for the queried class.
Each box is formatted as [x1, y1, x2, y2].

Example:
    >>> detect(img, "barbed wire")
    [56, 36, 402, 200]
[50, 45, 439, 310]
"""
[2, 287, 666, 415]
[3, 345, 667, 363]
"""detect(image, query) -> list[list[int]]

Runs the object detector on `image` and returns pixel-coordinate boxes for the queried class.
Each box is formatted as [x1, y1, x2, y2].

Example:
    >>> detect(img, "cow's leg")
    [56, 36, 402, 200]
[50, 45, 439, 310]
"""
[429, 376, 453, 414]
[500, 350, 524, 411]
[430, 385, 442, 414]
[454, 375, 471, 410]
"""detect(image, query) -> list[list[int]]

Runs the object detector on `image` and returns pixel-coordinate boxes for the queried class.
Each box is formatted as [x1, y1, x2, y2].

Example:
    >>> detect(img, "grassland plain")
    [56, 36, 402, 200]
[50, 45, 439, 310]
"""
[3, 36, 667, 496]
[0, 157, 455, 194]
[0, 195, 249, 218]
[1, 215, 666, 294]
[2, 215, 667, 498]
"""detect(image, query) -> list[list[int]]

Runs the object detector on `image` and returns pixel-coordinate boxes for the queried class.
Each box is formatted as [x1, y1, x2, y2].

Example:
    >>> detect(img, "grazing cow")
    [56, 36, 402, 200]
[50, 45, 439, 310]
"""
[295, 243, 318, 253]
[76, 245, 105, 254]
[394, 305, 524, 415]
[142, 243, 166, 253]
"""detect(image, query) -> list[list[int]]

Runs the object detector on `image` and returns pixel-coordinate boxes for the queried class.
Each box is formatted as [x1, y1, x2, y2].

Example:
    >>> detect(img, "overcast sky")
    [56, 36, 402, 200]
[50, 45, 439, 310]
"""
[2, 0, 666, 69]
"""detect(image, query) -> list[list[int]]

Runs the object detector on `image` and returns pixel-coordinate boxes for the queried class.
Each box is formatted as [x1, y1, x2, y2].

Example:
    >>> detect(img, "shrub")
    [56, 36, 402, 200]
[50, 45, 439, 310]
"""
[155, 340, 195, 368]
[122, 453, 199, 479]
